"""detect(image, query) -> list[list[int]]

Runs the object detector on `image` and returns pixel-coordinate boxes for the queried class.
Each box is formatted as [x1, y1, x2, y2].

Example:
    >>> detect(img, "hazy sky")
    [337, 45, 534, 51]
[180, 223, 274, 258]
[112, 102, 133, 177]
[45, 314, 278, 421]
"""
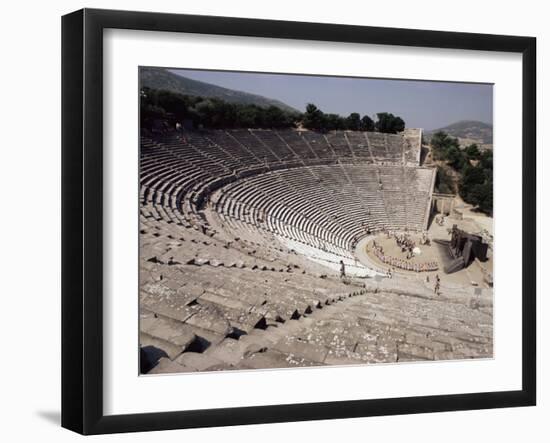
[171, 69, 492, 130]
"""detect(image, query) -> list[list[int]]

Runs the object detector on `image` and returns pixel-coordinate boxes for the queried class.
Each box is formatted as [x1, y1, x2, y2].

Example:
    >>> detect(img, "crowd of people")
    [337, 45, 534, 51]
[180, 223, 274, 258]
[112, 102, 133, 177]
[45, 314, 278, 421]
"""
[371, 239, 438, 273]
[393, 232, 416, 255]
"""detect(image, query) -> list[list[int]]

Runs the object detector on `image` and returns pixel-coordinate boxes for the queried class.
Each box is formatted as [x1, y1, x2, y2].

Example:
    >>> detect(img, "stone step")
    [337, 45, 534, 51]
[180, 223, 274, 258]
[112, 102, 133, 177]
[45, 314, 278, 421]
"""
[203, 337, 267, 365]
[140, 313, 197, 353]
[148, 357, 196, 374]
[140, 332, 185, 361]
[397, 343, 434, 361]
[183, 303, 233, 336]
[271, 336, 329, 364]
[237, 349, 320, 370]
[174, 352, 227, 371]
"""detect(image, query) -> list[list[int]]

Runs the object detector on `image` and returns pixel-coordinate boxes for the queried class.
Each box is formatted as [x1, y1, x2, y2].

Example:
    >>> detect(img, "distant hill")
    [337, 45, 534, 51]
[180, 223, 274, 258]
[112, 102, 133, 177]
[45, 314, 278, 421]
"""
[425, 120, 493, 149]
[140, 67, 299, 114]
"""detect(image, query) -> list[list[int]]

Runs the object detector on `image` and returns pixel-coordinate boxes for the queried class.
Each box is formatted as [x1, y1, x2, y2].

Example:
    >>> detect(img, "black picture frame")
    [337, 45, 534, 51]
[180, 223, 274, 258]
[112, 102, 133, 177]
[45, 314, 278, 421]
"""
[61, 8, 537, 435]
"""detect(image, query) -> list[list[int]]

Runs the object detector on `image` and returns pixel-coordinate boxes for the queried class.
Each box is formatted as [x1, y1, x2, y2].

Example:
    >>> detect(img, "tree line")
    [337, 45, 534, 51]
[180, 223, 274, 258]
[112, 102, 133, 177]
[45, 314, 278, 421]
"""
[140, 87, 406, 134]
[431, 131, 493, 215]
[141, 87, 297, 130]
[301, 104, 405, 133]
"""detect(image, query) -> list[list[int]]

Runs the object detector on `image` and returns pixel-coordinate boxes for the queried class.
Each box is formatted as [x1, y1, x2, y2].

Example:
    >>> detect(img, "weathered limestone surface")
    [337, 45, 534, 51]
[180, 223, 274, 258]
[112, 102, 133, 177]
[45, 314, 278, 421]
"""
[139, 133, 493, 375]
[148, 357, 195, 374]
[140, 230, 493, 374]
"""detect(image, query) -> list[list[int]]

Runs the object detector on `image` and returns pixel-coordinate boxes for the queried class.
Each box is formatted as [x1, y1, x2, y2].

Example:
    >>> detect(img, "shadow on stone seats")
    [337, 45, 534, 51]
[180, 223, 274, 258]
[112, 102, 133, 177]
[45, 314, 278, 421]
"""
[140, 345, 168, 374]
[226, 327, 247, 340]
[186, 335, 211, 353]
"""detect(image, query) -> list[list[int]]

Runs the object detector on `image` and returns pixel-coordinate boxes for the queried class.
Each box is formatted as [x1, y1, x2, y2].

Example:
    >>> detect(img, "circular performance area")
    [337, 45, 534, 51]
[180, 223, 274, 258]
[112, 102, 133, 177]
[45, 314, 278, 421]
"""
[365, 231, 439, 275]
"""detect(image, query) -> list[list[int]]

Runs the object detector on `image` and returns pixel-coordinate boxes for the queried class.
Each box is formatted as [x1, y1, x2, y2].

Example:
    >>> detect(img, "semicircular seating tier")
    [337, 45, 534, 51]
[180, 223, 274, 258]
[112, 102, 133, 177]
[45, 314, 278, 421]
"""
[140, 128, 434, 264]
[139, 128, 494, 374]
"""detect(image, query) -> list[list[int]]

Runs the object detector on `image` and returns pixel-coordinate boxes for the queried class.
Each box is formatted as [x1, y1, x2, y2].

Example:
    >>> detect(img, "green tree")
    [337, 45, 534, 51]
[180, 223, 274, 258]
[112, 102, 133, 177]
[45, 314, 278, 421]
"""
[303, 103, 325, 130]
[430, 131, 451, 155]
[459, 164, 492, 213]
[435, 166, 455, 194]
[325, 114, 345, 131]
[480, 150, 493, 170]
[464, 143, 481, 160]
[476, 180, 493, 214]
[264, 105, 287, 128]
[140, 104, 167, 129]
[345, 113, 361, 131]
[446, 145, 467, 171]
[430, 131, 465, 169]
[236, 105, 260, 127]
[360, 115, 375, 131]
[375, 112, 406, 134]
[430, 131, 493, 214]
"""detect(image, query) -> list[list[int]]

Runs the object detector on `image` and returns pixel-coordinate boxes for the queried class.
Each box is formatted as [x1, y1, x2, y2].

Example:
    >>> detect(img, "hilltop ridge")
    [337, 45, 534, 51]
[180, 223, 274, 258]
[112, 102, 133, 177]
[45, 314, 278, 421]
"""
[425, 120, 492, 149]
[140, 67, 299, 113]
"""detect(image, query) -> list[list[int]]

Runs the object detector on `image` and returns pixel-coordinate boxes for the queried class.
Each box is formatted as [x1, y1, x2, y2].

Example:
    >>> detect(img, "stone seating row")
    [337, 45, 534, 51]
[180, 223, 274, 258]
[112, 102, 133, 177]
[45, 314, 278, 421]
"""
[215, 164, 435, 256]
[142, 259, 492, 373]
[140, 130, 431, 264]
